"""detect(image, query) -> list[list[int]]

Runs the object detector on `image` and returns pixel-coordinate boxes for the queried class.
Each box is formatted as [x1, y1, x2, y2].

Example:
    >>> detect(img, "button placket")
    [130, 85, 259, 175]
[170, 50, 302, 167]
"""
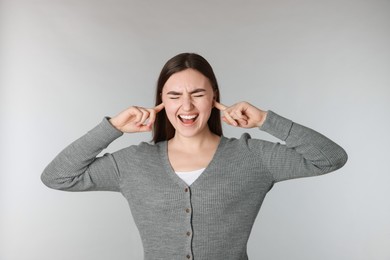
[184, 186, 193, 259]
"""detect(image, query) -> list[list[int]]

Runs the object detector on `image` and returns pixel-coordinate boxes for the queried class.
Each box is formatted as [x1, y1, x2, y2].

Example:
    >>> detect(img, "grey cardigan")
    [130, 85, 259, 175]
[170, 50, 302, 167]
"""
[41, 111, 348, 260]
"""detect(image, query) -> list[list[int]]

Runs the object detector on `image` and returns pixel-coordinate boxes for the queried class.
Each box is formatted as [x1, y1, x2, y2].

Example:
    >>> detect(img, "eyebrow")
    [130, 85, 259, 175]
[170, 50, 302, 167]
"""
[167, 88, 206, 95]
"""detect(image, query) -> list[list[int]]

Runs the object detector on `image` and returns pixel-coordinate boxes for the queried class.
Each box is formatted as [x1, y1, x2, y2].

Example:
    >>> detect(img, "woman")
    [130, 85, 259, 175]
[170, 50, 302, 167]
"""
[42, 53, 348, 260]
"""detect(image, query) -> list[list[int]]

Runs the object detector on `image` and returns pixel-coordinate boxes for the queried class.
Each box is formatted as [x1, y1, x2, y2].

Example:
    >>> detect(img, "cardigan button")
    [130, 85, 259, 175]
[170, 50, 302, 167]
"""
[184, 188, 189, 192]
[186, 255, 191, 259]
[186, 231, 191, 236]
[185, 208, 191, 213]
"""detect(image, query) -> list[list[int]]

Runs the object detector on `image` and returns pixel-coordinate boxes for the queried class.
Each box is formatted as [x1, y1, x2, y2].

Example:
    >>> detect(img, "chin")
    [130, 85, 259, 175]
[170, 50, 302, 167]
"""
[173, 123, 210, 138]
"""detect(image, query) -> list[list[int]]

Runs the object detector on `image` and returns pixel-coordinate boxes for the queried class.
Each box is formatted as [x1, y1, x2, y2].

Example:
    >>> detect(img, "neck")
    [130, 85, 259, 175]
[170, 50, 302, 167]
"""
[169, 129, 220, 151]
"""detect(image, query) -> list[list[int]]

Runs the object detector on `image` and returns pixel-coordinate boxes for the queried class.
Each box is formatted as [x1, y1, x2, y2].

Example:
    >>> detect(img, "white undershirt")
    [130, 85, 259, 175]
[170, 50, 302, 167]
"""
[175, 168, 205, 186]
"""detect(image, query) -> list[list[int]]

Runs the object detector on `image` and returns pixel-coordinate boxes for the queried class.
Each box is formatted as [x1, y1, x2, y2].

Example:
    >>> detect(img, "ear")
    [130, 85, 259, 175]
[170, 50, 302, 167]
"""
[212, 99, 217, 108]
[213, 89, 219, 99]
[160, 92, 164, 103]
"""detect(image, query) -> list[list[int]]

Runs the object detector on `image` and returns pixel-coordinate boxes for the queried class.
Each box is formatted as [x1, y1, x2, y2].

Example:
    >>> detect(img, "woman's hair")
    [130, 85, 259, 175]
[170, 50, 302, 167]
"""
[153, 53, 222, 143]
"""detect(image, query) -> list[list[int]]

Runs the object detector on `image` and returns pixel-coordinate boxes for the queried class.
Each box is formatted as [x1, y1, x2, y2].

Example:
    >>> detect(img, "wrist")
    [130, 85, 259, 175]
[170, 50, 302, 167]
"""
[108, 118, 123, 132]
[256, 111, 268, 127]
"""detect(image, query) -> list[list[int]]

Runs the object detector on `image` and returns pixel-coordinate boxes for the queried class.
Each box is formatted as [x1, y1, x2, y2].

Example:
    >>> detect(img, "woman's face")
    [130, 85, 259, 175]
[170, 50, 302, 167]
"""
[161, 68, 215, 139]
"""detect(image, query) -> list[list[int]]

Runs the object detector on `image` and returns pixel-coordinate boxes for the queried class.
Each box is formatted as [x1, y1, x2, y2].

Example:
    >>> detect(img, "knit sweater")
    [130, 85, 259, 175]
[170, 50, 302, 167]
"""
[41, 111, 348, 260]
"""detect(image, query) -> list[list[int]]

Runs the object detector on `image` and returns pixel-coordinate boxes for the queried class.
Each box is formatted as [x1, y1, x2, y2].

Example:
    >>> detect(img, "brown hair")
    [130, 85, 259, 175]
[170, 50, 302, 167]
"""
[153, 53, 222, 143]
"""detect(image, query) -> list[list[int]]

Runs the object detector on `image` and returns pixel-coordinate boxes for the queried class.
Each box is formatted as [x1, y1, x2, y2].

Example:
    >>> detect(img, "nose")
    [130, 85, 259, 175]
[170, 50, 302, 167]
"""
[181, 96, 194, 111]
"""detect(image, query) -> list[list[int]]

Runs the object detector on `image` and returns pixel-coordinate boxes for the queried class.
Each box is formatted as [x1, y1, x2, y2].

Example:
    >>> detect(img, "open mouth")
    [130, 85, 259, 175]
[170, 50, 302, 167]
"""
[178, 114, 199, 124]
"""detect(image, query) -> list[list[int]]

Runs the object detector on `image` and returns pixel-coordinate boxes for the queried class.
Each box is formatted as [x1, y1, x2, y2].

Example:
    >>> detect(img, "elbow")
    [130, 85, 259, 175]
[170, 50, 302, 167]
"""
[313, 147, 348, 176]
[330, 147, 348, 172]
[339, 148, 348, 168]
[41, 167, 68, 190]
[41, 167, 90, 191]
[336, 147, 348, 169]
[41, 170, 58, 190]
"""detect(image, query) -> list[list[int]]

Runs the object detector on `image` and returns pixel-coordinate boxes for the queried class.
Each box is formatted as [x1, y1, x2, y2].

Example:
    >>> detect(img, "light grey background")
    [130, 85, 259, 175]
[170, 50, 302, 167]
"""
[1, 0, 389, 259]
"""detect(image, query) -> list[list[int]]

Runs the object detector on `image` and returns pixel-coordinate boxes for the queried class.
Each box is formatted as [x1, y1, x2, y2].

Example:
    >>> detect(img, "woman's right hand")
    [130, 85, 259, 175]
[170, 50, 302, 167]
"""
[109, 103, 164, 133]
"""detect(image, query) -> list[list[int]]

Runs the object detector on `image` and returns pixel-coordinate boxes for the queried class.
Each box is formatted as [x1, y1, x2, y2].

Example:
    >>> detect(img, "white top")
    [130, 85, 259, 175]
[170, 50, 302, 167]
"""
[175, 168, 205, 186]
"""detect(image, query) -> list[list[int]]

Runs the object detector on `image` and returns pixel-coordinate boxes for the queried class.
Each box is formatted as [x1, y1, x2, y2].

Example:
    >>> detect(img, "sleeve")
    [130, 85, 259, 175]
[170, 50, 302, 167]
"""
[251, 111, 348, 183]
[41, 118, 124, 192]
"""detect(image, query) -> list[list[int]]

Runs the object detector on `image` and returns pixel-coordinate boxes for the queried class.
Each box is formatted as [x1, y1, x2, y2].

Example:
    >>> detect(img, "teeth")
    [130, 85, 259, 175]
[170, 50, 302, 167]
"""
[179, 114, 197, 120]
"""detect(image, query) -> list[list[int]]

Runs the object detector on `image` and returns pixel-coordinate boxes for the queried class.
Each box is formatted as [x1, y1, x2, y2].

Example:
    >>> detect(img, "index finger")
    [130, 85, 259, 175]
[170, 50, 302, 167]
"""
[147, 103, 164, 127]
[154, 103, 165, 113]
[214, 101, 227, 111]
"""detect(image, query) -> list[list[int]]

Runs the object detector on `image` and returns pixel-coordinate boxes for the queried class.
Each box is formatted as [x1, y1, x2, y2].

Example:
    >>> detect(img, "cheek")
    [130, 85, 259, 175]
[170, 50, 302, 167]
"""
[162, 99, 178, 118]
[165, 108, 176, 118]
[197, 98, 214, 113]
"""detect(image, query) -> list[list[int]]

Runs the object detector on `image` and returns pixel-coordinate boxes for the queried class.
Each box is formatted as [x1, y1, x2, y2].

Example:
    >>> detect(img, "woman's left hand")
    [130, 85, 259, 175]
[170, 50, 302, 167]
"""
[214, 101, 268, 128]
